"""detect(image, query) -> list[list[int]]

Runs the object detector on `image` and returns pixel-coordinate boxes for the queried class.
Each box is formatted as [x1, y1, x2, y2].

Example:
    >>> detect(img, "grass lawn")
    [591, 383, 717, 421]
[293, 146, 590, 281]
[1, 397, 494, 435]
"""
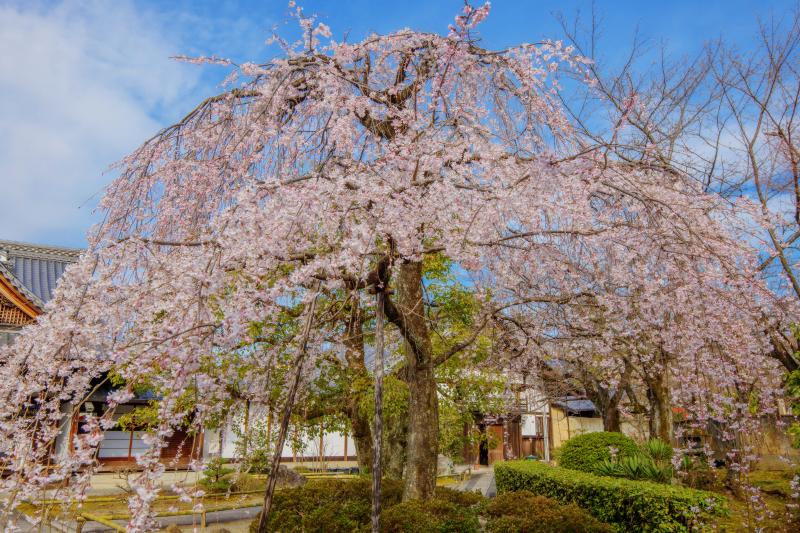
[713, 470, 798, 532]
[20, 491, 264, 522]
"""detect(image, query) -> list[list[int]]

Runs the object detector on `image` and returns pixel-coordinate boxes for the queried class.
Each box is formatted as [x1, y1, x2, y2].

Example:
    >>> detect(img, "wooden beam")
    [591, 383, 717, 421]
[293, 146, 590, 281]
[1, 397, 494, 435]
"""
[0, 271, 40, 320]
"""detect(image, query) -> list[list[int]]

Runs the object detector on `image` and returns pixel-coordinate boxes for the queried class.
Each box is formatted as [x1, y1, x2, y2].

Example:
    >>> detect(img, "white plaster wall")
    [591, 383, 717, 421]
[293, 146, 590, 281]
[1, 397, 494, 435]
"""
[214, 411, 356, 460]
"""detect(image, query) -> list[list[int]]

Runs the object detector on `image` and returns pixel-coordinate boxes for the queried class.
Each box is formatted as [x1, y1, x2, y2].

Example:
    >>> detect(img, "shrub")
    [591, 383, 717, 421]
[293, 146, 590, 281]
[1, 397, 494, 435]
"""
[591, 439, 674, 484]
[484, 491, 612, 532]
[252, 479, 626, 533]
[381, 499, 480, 533]
[558, 432, 639, 473]
[642, 438, 673, 463]
[677, 455, 721, 491]
[243, 447, 272, 474]
[199, 457, 235, 493]
[433, 486, 485, 508]
[248, 478, 404, 532]
[229, 472, 266, 492]
[495, 460, 727, 532]
[593, 454, 672, 484]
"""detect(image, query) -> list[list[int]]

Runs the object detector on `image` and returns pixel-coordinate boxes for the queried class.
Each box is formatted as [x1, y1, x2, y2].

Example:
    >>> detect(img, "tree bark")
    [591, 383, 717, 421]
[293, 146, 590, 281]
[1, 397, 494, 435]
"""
[390, 261, 438, 501]
[602, 405, 621, 432]
[382, 407, 408, 479]
[371, 290, 385, 533]
[342, 293, 374, 472]
[349, 402, 373, 472]
[646, 369, 673, 443]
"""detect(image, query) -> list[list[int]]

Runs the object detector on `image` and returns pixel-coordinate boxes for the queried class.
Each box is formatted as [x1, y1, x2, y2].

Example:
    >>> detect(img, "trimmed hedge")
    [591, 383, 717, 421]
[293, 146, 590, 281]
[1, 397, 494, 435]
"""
[558, 432, 639, 473]
[485, 491, 612, 532]
[381, 498, 481, 532]
[248, 478, 404, 532]
[248, 479, 484, 532]
[495, 461, 727, 532]
[249, 477, 612, 532]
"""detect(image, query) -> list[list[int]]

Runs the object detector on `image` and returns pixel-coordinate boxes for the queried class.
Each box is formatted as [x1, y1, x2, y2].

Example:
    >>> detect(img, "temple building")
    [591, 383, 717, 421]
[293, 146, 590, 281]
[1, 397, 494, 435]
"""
[0, 239, 81, 345]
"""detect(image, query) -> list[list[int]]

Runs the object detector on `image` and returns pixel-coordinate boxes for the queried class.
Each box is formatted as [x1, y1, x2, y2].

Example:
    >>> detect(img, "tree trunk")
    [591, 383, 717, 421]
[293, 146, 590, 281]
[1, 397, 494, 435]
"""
[393, 261, 438, 501]
[342, 293, 374, 473]
[383, 407, 408, 479]
[602, 405, 621, 432]
[349, 402, 373, 472]
[371, 290, 386, 533]
[404, 355, 438, 500]
[646, 371, 673, 443]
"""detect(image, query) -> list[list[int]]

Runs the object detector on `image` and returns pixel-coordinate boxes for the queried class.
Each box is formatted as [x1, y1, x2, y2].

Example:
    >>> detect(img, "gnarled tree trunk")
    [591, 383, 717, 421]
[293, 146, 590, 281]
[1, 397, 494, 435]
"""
[389, 260, 438, 501]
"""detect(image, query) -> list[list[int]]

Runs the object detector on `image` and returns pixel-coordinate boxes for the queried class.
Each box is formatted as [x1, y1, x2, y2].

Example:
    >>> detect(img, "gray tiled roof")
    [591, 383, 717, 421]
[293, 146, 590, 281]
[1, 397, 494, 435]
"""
[551, 396, 597, 414]
[0, 239, 82, 306]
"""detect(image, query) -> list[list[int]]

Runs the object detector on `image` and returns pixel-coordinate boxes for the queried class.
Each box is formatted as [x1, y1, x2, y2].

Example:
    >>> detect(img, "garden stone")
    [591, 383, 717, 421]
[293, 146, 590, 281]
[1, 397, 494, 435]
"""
[276, 465, 307, 487]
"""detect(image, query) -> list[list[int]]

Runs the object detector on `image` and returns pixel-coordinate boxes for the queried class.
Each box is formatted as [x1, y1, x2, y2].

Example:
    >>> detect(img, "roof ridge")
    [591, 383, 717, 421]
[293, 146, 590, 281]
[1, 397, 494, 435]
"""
[0, 239, 83, 261]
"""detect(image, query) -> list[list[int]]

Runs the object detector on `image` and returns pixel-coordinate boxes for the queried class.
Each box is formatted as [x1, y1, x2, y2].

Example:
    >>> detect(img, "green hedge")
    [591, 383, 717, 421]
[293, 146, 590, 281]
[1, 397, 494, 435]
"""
[495, 461, 727, 532]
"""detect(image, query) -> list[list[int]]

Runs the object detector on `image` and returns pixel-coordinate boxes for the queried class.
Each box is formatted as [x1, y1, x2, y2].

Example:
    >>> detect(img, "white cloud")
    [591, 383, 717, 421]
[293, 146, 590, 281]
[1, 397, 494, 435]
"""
[0, 0, 200, 246]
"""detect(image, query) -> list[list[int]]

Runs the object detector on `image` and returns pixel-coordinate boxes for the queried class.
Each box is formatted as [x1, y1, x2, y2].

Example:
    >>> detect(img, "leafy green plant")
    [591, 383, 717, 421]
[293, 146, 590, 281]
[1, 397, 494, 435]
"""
[618, 455, 671, 483]
[495, 460, 727, 532]
[592, 439, 674, 484]
[642, 438, 673, 463]
[558, 432, 639, 473]
[593, 459, 625, 478]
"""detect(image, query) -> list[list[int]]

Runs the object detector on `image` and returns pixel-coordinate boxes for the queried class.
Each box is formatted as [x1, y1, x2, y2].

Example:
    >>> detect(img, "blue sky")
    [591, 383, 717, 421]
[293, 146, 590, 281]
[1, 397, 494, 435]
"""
[1, 0, 795, 248]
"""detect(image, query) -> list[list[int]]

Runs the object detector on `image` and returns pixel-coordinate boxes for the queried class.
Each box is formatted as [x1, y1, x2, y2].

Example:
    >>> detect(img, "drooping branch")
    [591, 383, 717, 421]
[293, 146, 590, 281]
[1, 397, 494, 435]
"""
[257, 283, 322, 533]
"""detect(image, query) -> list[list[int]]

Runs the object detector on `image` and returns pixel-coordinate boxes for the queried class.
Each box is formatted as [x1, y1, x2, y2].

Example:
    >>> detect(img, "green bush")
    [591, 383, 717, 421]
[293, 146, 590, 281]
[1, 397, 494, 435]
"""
[250, 478, 604, 533]
[381, 498, 480, 532]
[485, 491, 612, 532]
[433, 486, 485, 508]
[495, 460, 727, 532]
[677, 455, 721, 491]
[248, 478, 404, 532]
[593, 454, 672, 484]
[592, 438, 674, 484]
[199, 457, 235, 493]
[642, 438, 673, 463]
[558, 432, 639, 473]
[243, 447, 272, 473]
[229, 472, 266, 492]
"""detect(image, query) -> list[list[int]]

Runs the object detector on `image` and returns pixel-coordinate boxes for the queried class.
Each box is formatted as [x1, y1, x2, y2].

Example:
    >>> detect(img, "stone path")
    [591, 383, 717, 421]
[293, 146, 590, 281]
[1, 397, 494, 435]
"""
[454, 467, 496, 497]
